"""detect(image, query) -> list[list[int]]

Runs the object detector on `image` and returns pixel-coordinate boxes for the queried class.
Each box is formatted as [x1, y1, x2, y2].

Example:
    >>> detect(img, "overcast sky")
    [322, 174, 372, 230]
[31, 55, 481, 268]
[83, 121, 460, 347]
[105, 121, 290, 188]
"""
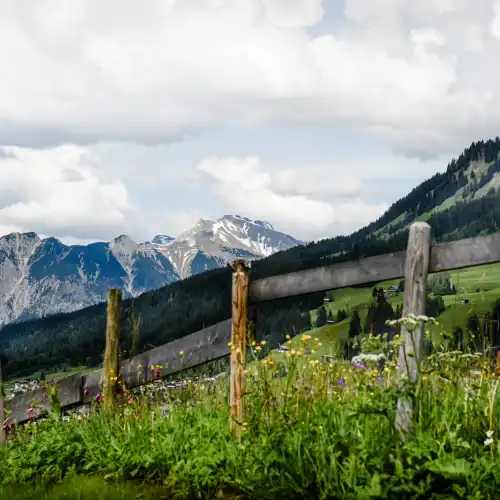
[1, 0, 499, 245]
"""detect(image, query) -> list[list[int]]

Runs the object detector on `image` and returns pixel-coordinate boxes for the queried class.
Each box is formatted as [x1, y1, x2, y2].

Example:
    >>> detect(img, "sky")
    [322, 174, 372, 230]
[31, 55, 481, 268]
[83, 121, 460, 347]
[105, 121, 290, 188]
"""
[1, 0, 500, 245]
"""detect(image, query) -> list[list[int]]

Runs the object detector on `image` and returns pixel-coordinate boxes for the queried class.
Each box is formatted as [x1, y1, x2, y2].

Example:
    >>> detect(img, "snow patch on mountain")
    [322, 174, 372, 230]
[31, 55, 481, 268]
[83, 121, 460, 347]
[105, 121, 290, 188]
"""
[0, 215, 302, 326]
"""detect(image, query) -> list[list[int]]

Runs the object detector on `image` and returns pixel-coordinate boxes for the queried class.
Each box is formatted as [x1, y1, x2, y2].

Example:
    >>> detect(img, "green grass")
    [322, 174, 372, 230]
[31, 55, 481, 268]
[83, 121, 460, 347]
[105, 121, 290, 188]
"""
[303, 262, 500, 355]
[0, 476, 171, 500]
[2, 335, 500, 499]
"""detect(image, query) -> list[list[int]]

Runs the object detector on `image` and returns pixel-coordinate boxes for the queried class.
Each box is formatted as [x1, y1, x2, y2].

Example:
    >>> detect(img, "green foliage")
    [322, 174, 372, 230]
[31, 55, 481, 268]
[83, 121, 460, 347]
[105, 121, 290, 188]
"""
[336, 309, 348, 322]
[2, 337, 500, 499]
[348, 310, 361, 339]
[364, 294, 395, 336]
[315, 306, 327, 328]
[427, 272, 456, 296]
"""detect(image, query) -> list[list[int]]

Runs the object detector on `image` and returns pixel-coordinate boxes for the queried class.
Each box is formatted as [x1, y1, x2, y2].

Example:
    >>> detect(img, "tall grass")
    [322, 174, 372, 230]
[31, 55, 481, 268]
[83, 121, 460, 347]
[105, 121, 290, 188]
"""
[1, 321, 500, 499]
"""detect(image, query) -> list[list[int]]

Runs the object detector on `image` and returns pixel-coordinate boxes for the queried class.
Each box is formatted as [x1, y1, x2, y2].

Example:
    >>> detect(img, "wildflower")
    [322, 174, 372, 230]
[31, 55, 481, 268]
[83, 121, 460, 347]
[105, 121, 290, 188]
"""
[337, 379, 346, 386]
[162, 410, 169, 418]
[485, 430, 494, 446]
[95, 394, 102, 402]
[179, 351, 184, 356]
[255, 346, 262, 352]
[128, 396, 133, 405]
[261, 340, 267, 346]
[352, 362, 367, 369]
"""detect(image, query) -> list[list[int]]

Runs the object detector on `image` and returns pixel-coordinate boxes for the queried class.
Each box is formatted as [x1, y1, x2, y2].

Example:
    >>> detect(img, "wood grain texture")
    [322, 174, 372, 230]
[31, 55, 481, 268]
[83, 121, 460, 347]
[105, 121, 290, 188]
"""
[7, 319, 232, 423]
[250, 231, 500, 304]
[229, 260, 249, 439]
[103, 288, 121, 410]
[249, 251, 407, 303]
[395, 223, 431, 438]
[397, 222, 431, 381]
[430, 232, 500, 273]
[7, 373, 83, 424]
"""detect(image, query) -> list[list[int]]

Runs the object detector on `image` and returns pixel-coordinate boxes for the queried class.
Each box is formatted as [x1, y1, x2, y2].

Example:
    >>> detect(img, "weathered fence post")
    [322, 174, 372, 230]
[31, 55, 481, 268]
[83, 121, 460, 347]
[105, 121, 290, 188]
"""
[103, 288, 122, 410]
[229, 260, 249, 439]
[0, 359, 5, 446]
[395, 222, 431, 437]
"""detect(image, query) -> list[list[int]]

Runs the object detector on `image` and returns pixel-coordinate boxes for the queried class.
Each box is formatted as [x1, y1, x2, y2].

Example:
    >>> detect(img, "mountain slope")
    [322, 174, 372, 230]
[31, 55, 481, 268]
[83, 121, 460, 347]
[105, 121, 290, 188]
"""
[154, 214, 303, 278]
[1, 138, 500, 380]
[0, 215, 301, 326]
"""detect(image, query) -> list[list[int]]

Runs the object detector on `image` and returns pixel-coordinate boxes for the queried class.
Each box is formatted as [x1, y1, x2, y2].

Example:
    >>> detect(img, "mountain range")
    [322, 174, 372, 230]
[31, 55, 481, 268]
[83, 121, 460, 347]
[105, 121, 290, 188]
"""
[0, 214, 302, 326]
[1, 137, 500, 380]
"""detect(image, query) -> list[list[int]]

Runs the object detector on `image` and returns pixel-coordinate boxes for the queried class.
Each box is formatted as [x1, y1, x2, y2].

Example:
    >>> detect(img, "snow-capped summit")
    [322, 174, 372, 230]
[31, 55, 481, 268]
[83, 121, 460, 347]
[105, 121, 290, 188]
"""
[0, 215, 301, 326]
[153, 214, 303, 278]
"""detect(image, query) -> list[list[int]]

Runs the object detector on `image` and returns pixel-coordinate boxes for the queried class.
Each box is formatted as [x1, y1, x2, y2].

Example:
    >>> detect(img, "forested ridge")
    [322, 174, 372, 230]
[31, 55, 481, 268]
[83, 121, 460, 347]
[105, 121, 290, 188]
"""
[1, 138, 500, 379]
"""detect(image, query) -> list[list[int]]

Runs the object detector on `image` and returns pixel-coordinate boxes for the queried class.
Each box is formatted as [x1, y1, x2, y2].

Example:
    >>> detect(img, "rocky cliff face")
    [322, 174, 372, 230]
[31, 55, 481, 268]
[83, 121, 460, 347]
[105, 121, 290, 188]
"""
[0, 215, 302, 325]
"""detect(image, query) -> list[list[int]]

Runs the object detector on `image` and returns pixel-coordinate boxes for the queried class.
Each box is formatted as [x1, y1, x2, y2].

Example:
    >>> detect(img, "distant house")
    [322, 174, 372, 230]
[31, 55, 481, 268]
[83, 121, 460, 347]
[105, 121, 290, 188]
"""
[383, 285, 400, 296]
[461, 298, 469, 304]
[327, 319, 336, 324]
[323, 297, 331, 303]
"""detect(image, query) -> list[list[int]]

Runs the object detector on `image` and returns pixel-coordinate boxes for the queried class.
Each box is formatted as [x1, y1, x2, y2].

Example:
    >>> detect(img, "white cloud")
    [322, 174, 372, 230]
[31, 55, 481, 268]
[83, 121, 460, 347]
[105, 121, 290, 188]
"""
[0, 0, 499, 158]
[196, 155, 387, 239]
[161, 209, 205, 238]
[0, 145, 137, 241]
[492, 0, 500, 38]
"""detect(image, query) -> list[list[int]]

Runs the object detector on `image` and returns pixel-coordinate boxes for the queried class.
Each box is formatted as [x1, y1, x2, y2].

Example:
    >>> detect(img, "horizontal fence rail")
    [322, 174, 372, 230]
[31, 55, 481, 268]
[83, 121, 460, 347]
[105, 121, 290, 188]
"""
[249, 231, 500, 302]
[5, 229, 500, 425]
[7, 320, 232, 424]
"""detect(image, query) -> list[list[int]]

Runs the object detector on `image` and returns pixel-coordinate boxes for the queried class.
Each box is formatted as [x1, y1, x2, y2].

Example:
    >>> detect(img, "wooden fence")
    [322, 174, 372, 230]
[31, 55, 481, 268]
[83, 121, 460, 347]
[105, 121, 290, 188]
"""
[2, 222, 500, 436]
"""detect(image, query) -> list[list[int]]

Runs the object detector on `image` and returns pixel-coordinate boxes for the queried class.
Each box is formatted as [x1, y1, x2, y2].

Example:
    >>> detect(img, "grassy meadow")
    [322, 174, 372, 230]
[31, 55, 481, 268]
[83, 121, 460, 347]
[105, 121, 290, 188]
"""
[2, 263, 500, 498]
[2, 323, 500, 499]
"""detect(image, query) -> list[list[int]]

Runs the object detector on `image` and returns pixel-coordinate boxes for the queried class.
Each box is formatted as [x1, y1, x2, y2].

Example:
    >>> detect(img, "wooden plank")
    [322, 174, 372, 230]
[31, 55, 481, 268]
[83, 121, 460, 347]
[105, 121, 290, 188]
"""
[229, 260, 249, 439]
[250, 230, 500, 303]
[430, 232, 500, 273]
[249, 251, 407, 302]
[395, 222, 431, 438]
[8, 319, 232, 423]
[83, 319, 233, 402]
[7, 373, 83, 424]
[103, 288, 121, 410]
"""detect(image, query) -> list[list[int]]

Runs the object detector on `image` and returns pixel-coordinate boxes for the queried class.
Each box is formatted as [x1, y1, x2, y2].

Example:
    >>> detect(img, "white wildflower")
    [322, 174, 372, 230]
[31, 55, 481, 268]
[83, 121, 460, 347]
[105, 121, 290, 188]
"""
[484, 429, 494, 446]
[415, 315, 429, 322]
[352, 353, 385, 364]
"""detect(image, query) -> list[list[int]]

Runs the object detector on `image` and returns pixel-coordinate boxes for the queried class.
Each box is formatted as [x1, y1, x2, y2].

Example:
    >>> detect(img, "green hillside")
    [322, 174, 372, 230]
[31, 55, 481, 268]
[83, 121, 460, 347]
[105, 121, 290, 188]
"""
[285, 262, 500, 362]
[1, 138, 500, 380]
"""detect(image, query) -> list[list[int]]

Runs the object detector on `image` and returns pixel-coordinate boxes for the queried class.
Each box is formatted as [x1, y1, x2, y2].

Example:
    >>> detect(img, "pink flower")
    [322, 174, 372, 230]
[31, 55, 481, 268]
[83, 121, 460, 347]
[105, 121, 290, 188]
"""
[95, 394, 102, 401]
[127, 396, 133, 405]
[26, 408, 35, 415]
[84, 388, 89, 395]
